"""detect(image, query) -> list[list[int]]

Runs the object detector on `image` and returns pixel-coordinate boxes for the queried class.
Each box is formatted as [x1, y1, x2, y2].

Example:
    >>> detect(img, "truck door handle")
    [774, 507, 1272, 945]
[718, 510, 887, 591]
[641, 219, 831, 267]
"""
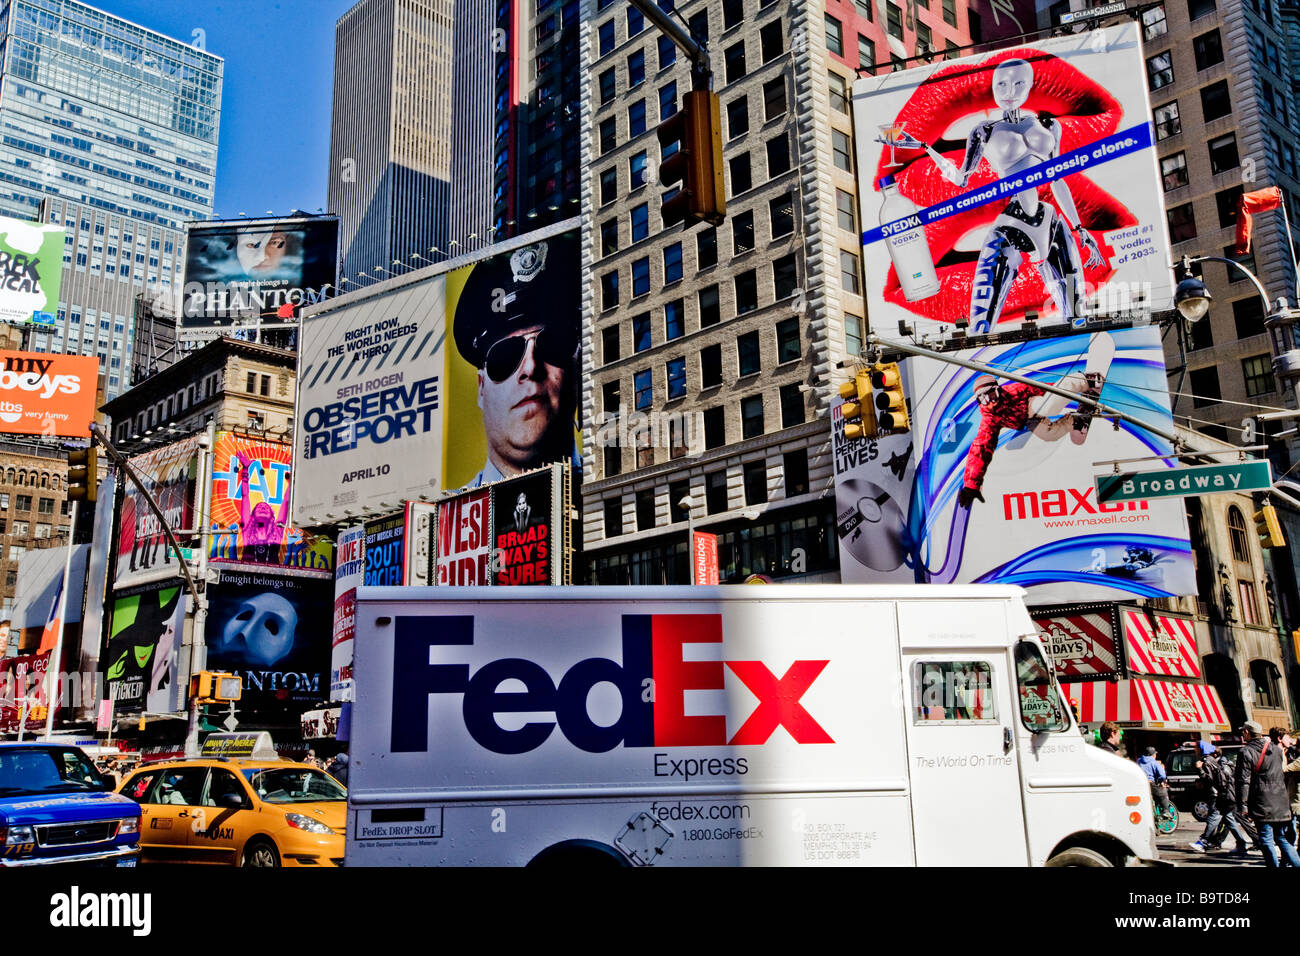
[1003, 727, 1013, 753]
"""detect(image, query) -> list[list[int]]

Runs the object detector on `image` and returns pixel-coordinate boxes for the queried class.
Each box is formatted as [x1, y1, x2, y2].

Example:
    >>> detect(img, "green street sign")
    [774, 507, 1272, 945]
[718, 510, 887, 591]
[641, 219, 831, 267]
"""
[1095, 460, 1273, 503]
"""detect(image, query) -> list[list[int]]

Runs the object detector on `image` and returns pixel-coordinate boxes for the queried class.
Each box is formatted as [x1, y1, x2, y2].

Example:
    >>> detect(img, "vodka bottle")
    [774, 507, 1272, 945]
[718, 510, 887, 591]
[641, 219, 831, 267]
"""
[878, 175, 940, 301]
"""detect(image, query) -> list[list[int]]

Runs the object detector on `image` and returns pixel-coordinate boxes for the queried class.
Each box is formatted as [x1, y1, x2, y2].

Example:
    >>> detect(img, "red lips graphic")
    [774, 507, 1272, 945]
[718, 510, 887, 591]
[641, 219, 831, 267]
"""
[875, 47, 1138, 326]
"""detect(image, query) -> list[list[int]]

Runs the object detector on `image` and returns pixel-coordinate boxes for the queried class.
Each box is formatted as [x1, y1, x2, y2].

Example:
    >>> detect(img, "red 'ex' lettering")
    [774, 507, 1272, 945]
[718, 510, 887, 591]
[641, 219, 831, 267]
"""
[652, 614, 726, 746]
[725, 660, 834, 745]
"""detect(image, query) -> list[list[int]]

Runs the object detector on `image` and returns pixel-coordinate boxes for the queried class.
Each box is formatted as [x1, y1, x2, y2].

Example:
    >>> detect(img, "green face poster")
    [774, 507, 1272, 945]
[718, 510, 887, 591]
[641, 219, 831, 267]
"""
[0, 216, 64, 323]
[105, 585, 184, 714]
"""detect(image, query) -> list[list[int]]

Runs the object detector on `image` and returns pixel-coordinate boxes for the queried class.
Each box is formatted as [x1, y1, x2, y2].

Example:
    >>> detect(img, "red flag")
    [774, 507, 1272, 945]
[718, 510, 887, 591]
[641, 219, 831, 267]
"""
[1235, 186, 1284, 255]
[276, 302, 296, 319]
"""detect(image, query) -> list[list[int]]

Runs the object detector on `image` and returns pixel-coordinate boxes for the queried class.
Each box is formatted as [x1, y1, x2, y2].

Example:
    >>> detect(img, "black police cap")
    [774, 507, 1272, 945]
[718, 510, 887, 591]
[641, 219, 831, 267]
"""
[452, 236, 578, 367]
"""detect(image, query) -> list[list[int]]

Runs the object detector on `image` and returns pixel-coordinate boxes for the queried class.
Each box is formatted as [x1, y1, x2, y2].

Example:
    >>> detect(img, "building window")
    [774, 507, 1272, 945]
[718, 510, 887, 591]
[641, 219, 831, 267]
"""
[724, 0, 744, 28]
[1188, 0, 1215, 19]
[1141, 4, 1167, 40]
[628, 99, 646, 136]
[767, 134, 791, 176]
[733, 210, 755, 254]
[832, 129, 853, 171]
[1201, 81, 1230, 121]
[604, 445, 622, 477]
[663, 242, 684, 283]
[658, 34, 676, 70]
[727, 96, 749, 140]
[730, 153, 753, 194]
[743, 458, 767, 505]
[1215, 185, 1243, 228]
[602, 270, 620, 309]
[635, 368, 653, 409]
[600, 68, 617, 104]
[773, 254, 798, 300]
[776, 317, 800, 362]
[826, 14, 844, 56]
[725, 41, 747, 82]
[1154, 101, 1181, 140]
[667, 357, 687, 399]
[845, 313, 865, 356]
[702, 343, 723, 387]
[603, 380, 621, 413]
[1251, 659, 1281, 705]
[601, 219, 619, 256]
[837, 188, 857, 232]
[780, 383, 805, 428]
[735, 270, 758, 314]
[1242, 354, 1275, 397]
[628, 5, 644, 34]
[632, 257, 650, 297]
[1208, 133, 1239, 174]
[704, 407, 726, 449]
[633, 313, 652, 352]
[707, 468, 728, 513]
[784, 449, 810, 495]
[770, 193, 795, 237]
[246, 371, 257, 392]
[886, 1, 903, 39]
[1233, 297, 1265, 337]
[1193, 29, 1223, 70]
[698, 228, 718, 269]
[1239, 581, 1262, 625]
[659, 81, 678, 120]
[602, 326, 621, 365]
[761, 20, 783, 62]
[829, 72, 850, 114]
[840, 249, 862, 293]
[665, 299, 685, 340]
[636, 489, 656, 531]
[741, 396, 765, 440]
[628, 49, 645, 87]
[738, 330, 761, 376]
[16, 495, 31, 511]
[688, 9, 709, 42]
[1189, 365, 1220, 407]
[604, 498, 623, 537]
[630, 151, 648, 188]
[859, 34, 875, 72]
[37, 497, 53, 515]
[1161, 152, 1188, 191]
[1166, 203, 1197, 243]
[1146, 51, 1173, 90]
[600, 117, 617, 153]
[700, 284, 721, 326]
[764, 77, 787, 119]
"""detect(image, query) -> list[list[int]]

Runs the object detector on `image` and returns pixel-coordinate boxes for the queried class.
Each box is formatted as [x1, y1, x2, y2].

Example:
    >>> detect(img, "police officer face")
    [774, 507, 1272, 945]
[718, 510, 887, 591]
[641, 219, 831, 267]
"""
[477, 324, 571, 471]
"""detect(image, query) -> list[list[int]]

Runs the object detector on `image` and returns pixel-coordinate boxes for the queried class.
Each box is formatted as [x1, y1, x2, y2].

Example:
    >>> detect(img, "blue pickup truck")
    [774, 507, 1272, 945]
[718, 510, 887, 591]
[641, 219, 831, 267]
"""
[0, 742, 141, 866]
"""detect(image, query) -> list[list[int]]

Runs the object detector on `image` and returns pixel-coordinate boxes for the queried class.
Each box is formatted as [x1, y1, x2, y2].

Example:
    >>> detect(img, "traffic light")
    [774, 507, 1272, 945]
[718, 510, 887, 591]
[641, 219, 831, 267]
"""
[66, 446, 97, 502]
[1254, 503, 1285, 549]
[190, 671, 242, 703]
[872, 362, 910, 432]
[657, 89, 726, 228]
[838, 371, 876, 440]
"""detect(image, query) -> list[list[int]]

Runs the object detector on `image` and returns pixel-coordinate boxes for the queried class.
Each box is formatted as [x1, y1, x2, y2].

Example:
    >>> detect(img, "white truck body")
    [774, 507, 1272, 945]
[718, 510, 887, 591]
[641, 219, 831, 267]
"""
[346, 585, 1159, 866]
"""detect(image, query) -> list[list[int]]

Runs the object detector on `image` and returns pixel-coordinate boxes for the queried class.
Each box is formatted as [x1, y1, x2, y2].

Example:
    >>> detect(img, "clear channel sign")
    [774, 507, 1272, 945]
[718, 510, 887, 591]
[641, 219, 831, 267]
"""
[1095, 460, 1273, 504]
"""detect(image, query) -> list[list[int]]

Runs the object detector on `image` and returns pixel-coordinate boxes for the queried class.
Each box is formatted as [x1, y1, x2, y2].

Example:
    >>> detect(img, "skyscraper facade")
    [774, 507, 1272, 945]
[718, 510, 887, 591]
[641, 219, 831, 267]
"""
[0, 0, 222, 400]
[328, 0, 453, 285]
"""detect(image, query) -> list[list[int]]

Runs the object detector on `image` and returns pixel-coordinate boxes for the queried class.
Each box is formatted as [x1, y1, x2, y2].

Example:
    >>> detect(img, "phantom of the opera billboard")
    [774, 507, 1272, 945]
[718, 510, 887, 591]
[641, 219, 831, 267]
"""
[852, 22, 1174, 336]
[292, 226, 579, 525]
[180, 216, 339, 339]
[832, 327, 1195, 604]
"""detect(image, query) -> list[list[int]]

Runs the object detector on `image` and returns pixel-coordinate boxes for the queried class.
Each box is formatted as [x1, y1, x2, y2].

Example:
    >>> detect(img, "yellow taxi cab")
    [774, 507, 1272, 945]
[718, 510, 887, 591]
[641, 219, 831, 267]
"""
[116, 733, 345, 867]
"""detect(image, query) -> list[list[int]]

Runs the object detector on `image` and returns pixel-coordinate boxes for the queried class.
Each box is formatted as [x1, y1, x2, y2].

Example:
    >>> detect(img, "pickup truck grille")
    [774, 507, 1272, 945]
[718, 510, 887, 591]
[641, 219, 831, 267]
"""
[36, 821, 118, 847]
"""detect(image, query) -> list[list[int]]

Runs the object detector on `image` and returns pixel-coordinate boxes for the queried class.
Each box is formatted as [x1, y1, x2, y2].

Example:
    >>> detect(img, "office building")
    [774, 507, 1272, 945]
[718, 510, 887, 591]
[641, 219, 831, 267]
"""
[328, 0, 453, 284]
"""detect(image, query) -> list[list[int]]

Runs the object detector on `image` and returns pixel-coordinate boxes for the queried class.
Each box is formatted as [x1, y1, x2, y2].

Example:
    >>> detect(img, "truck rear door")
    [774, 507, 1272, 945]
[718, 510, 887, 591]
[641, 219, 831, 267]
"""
[899, 601, 1028, 866]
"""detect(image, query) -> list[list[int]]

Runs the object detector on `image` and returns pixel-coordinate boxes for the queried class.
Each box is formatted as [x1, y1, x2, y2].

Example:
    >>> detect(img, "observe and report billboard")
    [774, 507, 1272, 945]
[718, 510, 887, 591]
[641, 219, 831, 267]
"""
[292, 223, 579, 526]
[832, 326, 1195, 604]
[852, 22, 1173, 336]
[180, 215, 339, 339]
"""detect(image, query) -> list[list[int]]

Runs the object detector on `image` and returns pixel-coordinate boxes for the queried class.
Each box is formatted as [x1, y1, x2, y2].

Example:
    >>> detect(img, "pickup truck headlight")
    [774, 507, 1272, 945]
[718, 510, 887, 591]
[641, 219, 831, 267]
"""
[118, 818, 139, 836]
[4, 825, 35, 844]
[285, 813, 336, 835]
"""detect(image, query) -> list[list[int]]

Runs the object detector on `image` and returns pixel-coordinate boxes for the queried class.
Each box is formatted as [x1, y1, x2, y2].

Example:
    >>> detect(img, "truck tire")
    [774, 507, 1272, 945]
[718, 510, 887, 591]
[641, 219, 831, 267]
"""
[1045, 846, 1113, 867]
[527, 840, 629, 868]
[241, 838, 281, 868]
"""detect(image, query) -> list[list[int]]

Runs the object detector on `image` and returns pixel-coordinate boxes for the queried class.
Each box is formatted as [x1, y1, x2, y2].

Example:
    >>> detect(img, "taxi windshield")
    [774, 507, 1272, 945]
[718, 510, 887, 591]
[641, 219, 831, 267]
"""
[241, 767, 346, 803]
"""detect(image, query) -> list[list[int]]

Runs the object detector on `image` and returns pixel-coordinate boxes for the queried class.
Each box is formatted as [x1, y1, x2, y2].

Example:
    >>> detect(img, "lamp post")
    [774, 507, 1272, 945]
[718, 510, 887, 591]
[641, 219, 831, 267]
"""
[679, 495, 695, 584]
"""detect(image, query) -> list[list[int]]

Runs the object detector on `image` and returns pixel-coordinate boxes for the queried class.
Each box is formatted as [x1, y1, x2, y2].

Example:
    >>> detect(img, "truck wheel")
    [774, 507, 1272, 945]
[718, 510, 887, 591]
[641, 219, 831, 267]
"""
[1045, 847, 1113, 867]
[241, 838, 280, 868]
[527, 840, 629, 868]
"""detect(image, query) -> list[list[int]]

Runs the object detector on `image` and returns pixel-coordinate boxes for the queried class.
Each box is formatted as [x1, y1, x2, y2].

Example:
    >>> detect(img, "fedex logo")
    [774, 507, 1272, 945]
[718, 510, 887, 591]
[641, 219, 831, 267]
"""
[390, 614, 833, 755]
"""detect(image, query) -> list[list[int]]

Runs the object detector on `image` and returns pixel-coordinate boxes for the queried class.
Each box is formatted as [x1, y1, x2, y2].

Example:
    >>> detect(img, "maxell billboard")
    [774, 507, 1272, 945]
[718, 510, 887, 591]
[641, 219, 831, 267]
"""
[832, 327, 1195, 603]
[852, 22, 1173, 336]
[292, 225, 579, 525]
[180, 215, 339, 339]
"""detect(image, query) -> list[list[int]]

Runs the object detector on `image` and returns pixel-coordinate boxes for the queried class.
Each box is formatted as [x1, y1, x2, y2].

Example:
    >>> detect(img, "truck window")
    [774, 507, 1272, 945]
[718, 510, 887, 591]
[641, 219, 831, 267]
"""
[1014, 640, 1068, 733]
[911, 661, 996, 723]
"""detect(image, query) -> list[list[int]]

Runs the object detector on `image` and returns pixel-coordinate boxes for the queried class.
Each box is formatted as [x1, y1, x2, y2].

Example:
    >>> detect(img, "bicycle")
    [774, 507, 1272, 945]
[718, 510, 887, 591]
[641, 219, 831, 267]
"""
[1152, 782, 1179, 834]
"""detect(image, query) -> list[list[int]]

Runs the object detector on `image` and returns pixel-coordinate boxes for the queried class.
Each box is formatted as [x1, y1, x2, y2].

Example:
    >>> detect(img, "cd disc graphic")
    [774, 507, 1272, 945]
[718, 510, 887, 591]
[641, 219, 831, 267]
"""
[837, 478, 907, 571]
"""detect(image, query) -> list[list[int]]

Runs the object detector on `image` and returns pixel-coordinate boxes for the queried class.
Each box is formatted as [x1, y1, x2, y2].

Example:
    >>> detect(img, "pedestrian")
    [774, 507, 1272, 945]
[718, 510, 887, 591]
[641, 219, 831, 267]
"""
[1189, 740, 1250, 856]
[304, 748, 318, 769]
[1277, 729, 1300, 855]
[1137, 746, 1172, 818]
[328, 752, 349, 786]
[1234, 720, 1300, 867]
[1097, 721, 1122, 754]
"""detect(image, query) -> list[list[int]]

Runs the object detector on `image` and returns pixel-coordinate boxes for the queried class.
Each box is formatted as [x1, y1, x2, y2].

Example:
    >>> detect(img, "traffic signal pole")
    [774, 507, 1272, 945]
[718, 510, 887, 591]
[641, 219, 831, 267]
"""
[626, 0, 711, 89]
[42, 498, 76, 739]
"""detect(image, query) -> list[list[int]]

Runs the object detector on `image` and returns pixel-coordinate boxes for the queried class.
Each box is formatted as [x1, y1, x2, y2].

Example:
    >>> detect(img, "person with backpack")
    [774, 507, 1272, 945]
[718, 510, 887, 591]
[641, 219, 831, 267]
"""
[1137, 746, 1172, 816]
[1189, 740, 1250, 856]
[1235, 721, 1300, 867]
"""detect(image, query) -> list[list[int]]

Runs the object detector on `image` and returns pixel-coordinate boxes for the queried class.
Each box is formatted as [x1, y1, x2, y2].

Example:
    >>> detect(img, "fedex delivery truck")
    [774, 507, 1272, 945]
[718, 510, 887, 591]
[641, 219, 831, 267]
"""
[346, 585, 1160, 866]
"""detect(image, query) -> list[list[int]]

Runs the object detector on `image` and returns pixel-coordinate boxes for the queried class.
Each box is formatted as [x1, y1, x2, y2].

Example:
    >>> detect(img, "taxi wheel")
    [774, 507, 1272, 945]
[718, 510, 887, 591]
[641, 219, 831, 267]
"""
[241, 838, 281, 868]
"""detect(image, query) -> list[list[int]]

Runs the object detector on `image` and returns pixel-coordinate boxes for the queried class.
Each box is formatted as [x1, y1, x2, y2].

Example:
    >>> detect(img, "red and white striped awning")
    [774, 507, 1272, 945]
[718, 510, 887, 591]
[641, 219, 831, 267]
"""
[1121, 608, 1202, 679]
[1062, 678, 1230, 732]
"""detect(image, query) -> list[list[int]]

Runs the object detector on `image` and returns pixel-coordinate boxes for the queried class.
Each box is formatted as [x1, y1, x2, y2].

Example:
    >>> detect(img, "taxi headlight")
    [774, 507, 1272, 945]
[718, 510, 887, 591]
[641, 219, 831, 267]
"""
[285, 812, 336, 835]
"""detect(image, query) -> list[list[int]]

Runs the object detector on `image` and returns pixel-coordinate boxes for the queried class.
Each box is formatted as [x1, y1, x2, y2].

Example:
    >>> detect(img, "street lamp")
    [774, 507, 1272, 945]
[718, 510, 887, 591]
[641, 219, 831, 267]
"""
[679, 494, 695, 584]
[1173, 274, 1212, 322]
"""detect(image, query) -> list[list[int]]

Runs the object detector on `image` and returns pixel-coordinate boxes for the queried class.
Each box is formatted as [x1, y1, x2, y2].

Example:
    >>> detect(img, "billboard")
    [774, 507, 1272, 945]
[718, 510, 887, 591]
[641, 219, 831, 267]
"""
[363, 513, 404, 586]
[0, 351, 97, 438]
[1030, 603, 1121, 680]
[115, 436, 200, 588]
[208, 432, 333, 574]
[0, 651, 49, 732]
[852, 22, 1173, 336]
[437, 488, 491, 585]
[204, 570, 333, 706]
[330, 525, 364, 702]
[0, 216, 63, 324]
[404, 501, 437, 586]
[490, 465, 563, 586]
[293, 226, 579, 524]
[104, 583, 185, 714]
[832, 327, 1195, 603]
[180, 216, 339, 338]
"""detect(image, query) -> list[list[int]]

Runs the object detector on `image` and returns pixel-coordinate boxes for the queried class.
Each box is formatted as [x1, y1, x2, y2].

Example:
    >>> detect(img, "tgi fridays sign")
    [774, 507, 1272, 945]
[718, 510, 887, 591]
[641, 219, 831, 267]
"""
[1031, 605, 1120, 680]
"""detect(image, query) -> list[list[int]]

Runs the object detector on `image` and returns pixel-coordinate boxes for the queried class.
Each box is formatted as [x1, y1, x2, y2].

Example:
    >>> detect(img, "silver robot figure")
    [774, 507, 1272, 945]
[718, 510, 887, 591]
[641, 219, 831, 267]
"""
[884, 59, 1105, 330]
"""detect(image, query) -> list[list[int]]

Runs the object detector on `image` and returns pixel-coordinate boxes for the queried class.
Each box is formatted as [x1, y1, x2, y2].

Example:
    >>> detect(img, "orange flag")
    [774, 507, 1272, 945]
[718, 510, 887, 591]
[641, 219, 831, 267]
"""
[36, 577, 62, 654]
[1235, 186, 1284, 255]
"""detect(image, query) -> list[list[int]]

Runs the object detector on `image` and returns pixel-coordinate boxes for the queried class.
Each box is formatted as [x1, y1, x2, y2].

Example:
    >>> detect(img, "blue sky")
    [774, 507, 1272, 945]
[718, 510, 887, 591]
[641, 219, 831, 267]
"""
[98, 0, 357, 219]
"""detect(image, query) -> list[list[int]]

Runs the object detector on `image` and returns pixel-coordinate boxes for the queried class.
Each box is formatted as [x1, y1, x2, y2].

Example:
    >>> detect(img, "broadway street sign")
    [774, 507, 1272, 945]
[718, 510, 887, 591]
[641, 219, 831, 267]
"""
[1095, 460, 1273, 503]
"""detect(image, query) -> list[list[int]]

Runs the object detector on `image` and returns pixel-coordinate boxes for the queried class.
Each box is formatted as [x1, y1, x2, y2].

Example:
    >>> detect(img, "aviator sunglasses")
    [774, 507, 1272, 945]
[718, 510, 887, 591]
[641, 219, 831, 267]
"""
[483, 327, 575, 382]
